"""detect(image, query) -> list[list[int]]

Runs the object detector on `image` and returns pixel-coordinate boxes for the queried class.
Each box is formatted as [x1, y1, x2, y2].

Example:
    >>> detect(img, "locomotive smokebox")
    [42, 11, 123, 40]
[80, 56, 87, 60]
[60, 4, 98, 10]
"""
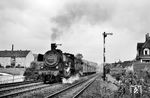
[51, 43, 57, 50]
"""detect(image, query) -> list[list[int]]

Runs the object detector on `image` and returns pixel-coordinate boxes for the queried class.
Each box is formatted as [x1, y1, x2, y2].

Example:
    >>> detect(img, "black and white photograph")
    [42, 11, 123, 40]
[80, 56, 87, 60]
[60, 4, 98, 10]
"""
[0, 0, 150, 98]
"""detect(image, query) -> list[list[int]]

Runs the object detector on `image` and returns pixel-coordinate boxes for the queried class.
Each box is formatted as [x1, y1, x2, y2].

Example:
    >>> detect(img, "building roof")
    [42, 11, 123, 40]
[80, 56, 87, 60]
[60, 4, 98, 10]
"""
[142, 39, 150, 48]
[137, 43, 144, 50]
[0, 50, 30, 57]
[137, 40, 150, 50]
[137, 33, 150, 50]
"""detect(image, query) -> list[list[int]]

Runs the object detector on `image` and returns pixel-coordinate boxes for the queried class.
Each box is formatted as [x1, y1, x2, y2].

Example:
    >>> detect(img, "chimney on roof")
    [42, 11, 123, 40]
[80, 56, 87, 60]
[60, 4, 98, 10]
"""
[146, 33, 149, 41]
[12, 44, 14, 51]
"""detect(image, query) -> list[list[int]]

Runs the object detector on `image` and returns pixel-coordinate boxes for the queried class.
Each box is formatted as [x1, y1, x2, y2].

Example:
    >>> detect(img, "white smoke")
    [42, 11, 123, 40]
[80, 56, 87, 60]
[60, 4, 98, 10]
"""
[62, 74, 79, 84]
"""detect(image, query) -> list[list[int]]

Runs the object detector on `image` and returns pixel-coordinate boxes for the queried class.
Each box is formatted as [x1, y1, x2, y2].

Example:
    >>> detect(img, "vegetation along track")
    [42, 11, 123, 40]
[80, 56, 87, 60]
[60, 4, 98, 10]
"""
[0, 82, 50, 98]
[45, 74, 98, 98]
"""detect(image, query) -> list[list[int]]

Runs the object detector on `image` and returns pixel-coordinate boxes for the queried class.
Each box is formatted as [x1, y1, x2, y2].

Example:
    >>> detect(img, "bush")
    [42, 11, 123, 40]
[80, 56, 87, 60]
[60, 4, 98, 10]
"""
[0, 64, 4, 68]
[0, 66, 4, 68]
[6, 65, 13, 68]
[15, 64, 25, 68]
[23, 68, 40, 81]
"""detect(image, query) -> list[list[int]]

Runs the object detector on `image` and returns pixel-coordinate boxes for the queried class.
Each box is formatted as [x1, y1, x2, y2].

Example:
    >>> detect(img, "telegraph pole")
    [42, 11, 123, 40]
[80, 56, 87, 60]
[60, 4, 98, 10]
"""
[102, 32, 113, 81]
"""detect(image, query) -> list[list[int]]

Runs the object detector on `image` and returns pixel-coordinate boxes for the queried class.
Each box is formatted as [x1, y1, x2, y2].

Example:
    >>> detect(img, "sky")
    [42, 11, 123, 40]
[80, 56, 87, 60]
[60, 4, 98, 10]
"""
[0, 0, 150, 65]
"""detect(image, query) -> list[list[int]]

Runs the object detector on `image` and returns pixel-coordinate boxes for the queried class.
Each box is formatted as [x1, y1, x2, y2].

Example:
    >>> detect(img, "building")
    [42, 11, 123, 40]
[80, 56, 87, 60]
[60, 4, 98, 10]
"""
[136, 33, 150, 62]
[0, 49, 34, 68]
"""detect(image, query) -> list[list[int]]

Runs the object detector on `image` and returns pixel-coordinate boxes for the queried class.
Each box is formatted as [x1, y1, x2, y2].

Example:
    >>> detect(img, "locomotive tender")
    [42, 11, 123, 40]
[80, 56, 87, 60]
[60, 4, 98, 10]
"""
[24, 43, 97, 83]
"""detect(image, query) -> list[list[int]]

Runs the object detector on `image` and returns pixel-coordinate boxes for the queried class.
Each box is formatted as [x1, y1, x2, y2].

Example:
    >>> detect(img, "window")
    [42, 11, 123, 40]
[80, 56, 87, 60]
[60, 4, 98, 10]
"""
[145, 51, 148, 55]
[143, 48, 149, 55]
[142, 60, 150, 63]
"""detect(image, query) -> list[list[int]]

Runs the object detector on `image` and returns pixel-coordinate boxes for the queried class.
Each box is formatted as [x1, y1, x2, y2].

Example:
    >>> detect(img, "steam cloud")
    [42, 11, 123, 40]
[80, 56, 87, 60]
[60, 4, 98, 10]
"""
[62, 74, 79, 84]
[50, 0, 150, 41]
[50, 0, 115, 40]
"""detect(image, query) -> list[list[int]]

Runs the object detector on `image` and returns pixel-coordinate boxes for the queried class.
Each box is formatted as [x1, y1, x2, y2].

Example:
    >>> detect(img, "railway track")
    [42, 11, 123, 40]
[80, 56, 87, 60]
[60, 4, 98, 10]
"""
[0, 81, 40, 89]
[0, 74, 98, 98]
[0, 82, 49, 98]
[72, 76, 96, 98]
[45, 74, 98, 98]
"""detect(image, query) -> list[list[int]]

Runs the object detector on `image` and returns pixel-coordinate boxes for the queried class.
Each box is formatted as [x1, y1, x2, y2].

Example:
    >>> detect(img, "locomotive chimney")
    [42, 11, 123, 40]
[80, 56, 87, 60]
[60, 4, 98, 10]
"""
[51, 43, 57, 50]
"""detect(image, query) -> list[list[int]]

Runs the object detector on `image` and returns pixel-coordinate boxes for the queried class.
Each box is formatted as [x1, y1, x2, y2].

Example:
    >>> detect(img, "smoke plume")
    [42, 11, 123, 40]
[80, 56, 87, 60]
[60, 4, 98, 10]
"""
[50, 0, 115, 40]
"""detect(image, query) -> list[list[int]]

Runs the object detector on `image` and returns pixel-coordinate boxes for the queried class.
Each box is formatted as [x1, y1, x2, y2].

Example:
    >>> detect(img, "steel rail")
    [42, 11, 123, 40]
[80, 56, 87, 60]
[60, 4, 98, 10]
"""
[0, 83, 49, 98]
[0, 82, 42, 93]
[0, 81, 40, 89]
[72, 76, 97, 98]
[45, 80, 87, 98]
[45, 74, 98, 98]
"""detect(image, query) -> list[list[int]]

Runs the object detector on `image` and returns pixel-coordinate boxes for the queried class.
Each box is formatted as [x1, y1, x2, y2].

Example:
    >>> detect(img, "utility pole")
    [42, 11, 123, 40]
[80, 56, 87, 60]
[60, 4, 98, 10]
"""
[102, 32, 113, 81]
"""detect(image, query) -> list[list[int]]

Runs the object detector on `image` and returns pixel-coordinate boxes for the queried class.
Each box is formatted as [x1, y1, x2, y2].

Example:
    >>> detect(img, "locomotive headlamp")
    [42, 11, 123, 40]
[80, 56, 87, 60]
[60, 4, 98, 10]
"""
[40, 66, 43, 69]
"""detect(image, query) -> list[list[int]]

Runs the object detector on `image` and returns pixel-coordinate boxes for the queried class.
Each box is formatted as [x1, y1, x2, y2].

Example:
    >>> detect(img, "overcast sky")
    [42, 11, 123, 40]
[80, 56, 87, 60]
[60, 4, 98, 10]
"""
[0, 0, 150, 64]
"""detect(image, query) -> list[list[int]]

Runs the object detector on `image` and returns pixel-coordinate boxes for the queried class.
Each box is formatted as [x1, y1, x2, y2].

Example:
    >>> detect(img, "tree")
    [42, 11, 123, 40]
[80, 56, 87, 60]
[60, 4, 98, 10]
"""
[15, 64, 24, 68]
[76, 53, 83, 59]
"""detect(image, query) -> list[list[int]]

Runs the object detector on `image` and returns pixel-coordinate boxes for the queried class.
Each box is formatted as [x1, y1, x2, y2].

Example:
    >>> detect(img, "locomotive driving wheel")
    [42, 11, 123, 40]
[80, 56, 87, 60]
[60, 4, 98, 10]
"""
[43, 75, 47, 84]
[43, 74, 53, 84]
[55, 75, 62, 82]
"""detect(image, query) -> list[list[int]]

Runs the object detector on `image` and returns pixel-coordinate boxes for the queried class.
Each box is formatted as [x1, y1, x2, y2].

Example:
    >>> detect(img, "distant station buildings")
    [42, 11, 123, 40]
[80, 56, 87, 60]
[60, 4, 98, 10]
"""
[0, 45, 34, 68]
[136, 33, 150, 62]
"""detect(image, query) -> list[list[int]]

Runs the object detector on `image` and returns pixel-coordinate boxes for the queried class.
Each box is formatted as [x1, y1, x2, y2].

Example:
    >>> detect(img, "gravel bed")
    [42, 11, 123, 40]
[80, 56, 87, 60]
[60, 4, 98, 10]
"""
[53, 77, 96, 98]
[78, 75, 118, 98]
[13, 83, 65, 98]
[13, 76, 88, 98]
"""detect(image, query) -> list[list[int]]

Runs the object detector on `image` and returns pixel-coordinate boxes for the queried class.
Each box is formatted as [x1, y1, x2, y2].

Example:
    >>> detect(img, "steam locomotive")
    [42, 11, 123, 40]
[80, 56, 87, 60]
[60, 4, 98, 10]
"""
[24, 43, 97, 83]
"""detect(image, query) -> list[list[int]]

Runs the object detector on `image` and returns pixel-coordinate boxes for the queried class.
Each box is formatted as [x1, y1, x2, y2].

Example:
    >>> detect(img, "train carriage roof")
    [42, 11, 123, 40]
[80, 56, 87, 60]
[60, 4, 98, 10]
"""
[82, 59, 98, 66]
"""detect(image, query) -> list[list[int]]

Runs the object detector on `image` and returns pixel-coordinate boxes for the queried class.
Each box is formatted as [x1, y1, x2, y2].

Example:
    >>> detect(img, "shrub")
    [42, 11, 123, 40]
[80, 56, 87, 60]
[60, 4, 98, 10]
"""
[6, 65, 12, 68]
[0, 64, 4, 68]
[0, 66, 4, 68]
[15, 64, 25, 68]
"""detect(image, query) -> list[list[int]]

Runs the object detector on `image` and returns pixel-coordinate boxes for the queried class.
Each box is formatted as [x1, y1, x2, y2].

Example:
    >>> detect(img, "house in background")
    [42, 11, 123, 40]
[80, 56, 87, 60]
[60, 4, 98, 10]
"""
[136, 33, 150, 62]
[0, 45, 34, 68]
